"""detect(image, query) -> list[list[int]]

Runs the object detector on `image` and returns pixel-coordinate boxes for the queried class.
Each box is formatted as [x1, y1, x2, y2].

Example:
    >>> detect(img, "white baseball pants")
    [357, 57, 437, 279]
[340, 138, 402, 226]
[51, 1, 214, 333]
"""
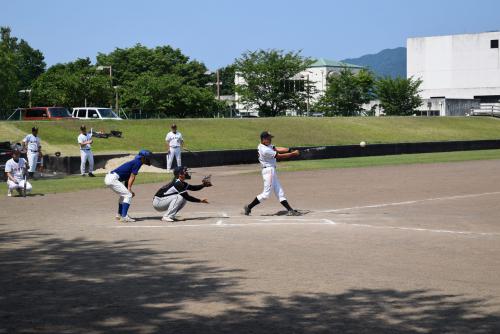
[80, 149, 94, 174]
[166, 147, 181, 170]
[104, 172, 133, 204]
[7, 179, 32, 193]
[27, 151, 39, 173]
[152, 195, 186, 219]
[257, 166, 286, 202]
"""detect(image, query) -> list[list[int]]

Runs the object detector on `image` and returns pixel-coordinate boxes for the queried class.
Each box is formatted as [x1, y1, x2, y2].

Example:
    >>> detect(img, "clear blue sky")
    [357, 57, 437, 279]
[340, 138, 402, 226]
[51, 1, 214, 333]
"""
[2, 0, 499, 69]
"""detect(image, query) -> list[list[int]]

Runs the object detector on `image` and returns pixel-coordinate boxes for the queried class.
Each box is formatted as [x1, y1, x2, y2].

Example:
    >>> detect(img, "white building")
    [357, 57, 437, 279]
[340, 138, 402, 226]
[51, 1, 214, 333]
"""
[407, 31, 500, 115]
[235, 58, 363, 116]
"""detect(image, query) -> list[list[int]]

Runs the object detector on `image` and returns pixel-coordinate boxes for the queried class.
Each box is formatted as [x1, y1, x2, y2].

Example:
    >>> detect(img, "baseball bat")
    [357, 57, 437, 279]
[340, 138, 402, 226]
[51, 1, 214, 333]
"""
[23, 167, 27, 198]
[301, 146, 327, 153]
[183, 147, 198, 156]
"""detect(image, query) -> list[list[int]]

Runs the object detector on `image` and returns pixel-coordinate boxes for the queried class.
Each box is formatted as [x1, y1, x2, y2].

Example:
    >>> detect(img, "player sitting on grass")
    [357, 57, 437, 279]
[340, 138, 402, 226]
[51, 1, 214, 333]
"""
[104, 150, 152, 222]
[152, 166, 211, 222]
[5, 149, 32, 197]
[244, 131, 300, 216]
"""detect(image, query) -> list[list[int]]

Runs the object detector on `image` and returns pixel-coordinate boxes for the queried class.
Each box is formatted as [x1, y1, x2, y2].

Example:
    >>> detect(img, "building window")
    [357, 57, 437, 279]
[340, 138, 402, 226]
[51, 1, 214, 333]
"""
[491, 39, 499, 49]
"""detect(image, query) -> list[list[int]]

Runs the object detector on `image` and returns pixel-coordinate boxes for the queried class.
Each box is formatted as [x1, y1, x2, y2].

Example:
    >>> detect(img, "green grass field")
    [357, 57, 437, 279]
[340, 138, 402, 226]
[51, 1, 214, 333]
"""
[17, 149, 500, 195]
[2, 117, 500, 156]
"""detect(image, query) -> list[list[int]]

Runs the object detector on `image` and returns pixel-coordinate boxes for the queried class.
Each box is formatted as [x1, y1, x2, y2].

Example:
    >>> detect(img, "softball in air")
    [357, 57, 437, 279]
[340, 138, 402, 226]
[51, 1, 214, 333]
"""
[360, 141, 366, 147]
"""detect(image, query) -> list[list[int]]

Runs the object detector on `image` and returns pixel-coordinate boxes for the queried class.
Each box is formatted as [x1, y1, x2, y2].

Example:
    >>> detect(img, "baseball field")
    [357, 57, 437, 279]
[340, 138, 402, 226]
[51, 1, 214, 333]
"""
[1, 158, 500, 333]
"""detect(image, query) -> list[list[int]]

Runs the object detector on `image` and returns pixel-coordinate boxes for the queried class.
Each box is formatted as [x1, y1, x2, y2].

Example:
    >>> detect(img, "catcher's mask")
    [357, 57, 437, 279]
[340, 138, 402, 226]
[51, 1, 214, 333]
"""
[174, 166, 191, 179]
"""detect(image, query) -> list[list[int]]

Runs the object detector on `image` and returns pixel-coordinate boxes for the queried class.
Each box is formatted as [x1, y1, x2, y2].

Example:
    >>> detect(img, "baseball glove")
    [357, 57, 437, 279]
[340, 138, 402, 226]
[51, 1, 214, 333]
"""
[202, 175, 213, 187]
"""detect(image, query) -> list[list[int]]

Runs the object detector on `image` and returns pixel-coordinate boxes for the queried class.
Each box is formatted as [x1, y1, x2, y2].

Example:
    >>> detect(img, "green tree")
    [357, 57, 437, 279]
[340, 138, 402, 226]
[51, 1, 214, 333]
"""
[31, 58, 113, 107]
[0, 27, 46, 111]
[375, 76, 423, 115]
[315, 68, 375, 116]
[0, 39, 19, 111]
[97, 44, 222, 117]
[121, 73, 218, 117]
[234, 49, 313, 117]
[96, 44, 209, 87]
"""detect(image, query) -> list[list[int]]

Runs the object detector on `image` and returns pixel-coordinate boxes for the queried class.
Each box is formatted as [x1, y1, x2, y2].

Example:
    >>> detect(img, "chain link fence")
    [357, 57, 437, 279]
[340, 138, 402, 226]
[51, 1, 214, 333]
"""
[0, 109, 22, 121]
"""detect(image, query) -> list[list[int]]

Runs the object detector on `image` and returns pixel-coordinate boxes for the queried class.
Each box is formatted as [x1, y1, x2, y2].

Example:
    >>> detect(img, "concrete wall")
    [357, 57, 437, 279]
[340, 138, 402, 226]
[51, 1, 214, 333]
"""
[407, 31, 500, 100]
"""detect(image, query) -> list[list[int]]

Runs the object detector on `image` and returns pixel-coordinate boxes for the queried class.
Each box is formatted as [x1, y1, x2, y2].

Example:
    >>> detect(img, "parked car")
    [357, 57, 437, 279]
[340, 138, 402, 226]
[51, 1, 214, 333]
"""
[72, 107, 122, 120]
[21, 107, 73, 120]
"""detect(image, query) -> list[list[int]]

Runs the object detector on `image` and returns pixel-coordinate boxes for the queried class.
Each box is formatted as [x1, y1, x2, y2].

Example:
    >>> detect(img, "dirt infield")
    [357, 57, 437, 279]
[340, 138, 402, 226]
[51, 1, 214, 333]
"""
[1, 160, 500, 333]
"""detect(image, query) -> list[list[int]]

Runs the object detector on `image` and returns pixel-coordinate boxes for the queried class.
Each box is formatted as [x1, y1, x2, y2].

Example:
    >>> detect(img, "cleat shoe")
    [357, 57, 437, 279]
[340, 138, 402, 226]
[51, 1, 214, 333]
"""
[243, 205, 251, 216]
[7, 190, 12, 197]
[120, 215, 136, 223]
[81, 174, 86, 177]
[162, 216, 176, 222]
[88, 173, 96, 177]
[286, 210, 301, 216]
[115, 214, 122, 221]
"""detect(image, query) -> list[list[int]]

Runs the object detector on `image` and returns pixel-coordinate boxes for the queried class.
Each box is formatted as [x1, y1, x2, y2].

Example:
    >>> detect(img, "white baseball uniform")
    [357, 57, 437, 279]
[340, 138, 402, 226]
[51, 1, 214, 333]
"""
[23, 134, 41, 173]
[78, 132, 94, 175]
[5, 158, 32, 194]
[165, 131, 183, 171]
[257, 143, 286, 202]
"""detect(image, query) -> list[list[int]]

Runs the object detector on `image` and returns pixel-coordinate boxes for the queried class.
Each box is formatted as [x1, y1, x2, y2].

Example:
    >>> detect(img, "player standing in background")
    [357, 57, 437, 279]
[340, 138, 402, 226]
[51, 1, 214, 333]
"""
[104, 150, 152, 222]
[78, 125, 95, 177]
[5, 149, 32, 197]
[165, 123, 183, 172]
[152, 166, 210, 222]
[243, 131, 301, 216]
[22, 127, 42, 178]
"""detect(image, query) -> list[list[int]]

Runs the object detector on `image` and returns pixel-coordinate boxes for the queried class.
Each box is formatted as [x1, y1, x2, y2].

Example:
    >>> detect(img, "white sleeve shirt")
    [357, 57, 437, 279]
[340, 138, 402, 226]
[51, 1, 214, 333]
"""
[166, 131, 183, 148]
[5, 158, 27, 180]
[258, 143, 277, 168]
[23, 134, 41, 152]
[78, 133, 92, 150]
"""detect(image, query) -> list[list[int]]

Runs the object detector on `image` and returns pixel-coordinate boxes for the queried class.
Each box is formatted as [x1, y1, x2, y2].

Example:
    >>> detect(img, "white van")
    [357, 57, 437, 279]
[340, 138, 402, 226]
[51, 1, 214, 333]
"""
[72, 107, 122, 120]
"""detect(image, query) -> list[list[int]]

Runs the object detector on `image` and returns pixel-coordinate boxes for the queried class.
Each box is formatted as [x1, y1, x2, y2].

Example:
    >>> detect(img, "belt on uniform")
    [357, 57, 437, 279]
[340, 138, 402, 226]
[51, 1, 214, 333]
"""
[80, 148, 91, 151]
[262, 165, 275, 169]
[29, 150, 38, 152]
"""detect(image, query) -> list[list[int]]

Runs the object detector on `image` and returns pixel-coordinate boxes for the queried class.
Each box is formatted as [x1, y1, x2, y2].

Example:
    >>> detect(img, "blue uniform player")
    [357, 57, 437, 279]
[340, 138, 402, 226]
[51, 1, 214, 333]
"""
[104, 150, 152, 222]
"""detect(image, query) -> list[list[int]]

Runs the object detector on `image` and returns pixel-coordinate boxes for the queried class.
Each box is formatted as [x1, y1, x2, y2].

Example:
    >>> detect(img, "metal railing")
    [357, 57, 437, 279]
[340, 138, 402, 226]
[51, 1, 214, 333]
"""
[470, 104, 500, 117]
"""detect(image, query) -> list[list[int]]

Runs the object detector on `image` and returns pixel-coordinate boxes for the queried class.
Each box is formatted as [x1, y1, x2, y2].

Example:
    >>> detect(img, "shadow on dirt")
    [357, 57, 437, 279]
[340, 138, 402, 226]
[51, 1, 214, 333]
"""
[1, 229, 499, 334]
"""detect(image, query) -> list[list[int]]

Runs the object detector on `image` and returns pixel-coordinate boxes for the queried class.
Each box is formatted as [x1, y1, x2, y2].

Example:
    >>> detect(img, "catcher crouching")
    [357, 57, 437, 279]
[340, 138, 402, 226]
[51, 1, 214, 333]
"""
[152, 166, 211, 222]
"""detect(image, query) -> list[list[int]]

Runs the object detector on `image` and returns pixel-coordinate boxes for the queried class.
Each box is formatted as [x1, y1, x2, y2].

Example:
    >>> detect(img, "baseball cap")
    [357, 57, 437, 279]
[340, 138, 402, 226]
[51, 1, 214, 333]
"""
[137, 149, 152, 165]
[260, 131, 274, 140]
[32, 126, 38, 132]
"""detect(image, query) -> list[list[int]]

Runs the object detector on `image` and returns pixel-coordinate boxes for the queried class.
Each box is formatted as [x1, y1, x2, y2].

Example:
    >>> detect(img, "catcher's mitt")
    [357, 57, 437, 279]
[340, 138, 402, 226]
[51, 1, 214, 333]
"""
[202, 175, 213, 187]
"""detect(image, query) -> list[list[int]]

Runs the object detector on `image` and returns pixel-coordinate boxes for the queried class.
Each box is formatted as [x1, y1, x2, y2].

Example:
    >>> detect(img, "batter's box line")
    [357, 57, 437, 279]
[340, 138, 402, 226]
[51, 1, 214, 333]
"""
[317, 191, 500, 213]
[110, 218, 336, 228]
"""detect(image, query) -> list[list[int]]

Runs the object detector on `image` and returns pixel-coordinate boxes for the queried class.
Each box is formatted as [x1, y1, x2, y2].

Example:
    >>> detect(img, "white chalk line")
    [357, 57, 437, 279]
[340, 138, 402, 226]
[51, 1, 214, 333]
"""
[319, 191, 500, 213]
[109, 218, 499, 236]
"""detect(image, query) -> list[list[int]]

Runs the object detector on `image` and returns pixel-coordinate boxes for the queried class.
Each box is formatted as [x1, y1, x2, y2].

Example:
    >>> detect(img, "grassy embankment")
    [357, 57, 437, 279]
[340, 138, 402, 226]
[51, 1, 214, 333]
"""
[1, 117, 500, 156]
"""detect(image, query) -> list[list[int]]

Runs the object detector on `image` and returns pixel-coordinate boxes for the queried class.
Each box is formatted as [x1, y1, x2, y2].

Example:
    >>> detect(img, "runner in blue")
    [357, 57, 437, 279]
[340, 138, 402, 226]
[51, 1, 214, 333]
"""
[104, 150, 152, 222]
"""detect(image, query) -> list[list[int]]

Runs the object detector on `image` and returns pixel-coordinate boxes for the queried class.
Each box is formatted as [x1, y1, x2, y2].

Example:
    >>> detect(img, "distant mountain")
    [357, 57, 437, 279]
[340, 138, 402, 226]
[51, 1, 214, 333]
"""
[341, 47, 406, 78]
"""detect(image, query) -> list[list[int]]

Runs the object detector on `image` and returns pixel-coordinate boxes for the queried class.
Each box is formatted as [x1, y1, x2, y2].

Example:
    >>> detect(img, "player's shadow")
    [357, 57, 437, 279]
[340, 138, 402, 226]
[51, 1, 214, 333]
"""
[134, 215, 230, 222]
[261, 209, 311, 216]
[9, 193, 45, 197]
[1, 229, 499, 334]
